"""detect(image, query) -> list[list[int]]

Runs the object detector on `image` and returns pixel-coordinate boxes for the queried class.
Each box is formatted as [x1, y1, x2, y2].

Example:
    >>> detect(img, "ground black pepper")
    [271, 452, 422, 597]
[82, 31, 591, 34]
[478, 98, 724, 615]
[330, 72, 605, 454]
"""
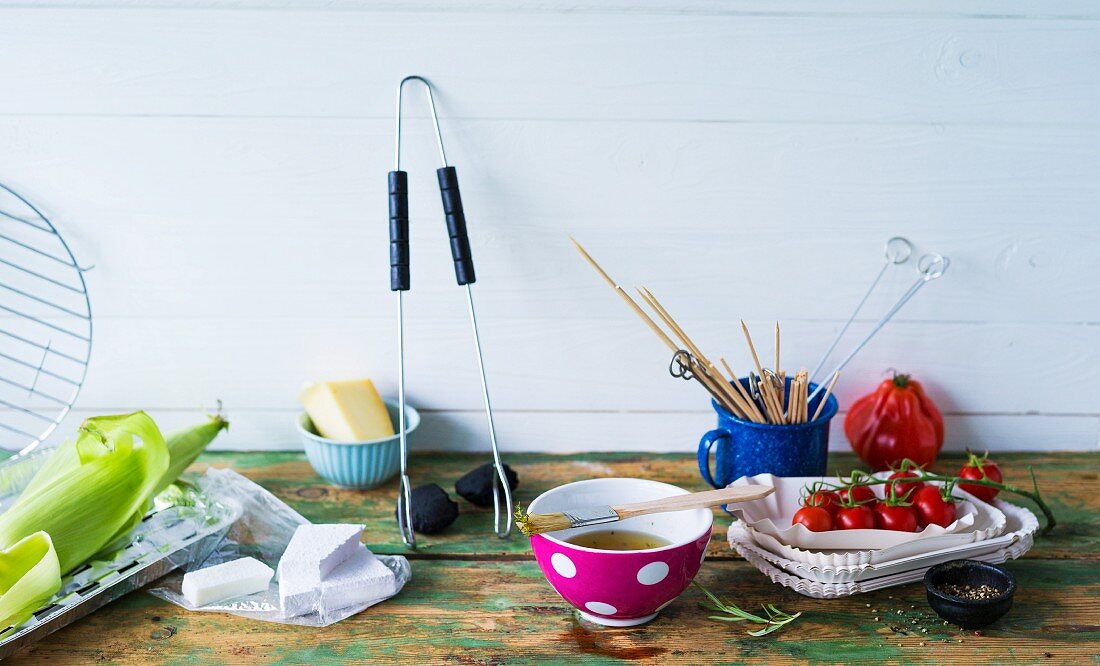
[937, 583, 1003, 601]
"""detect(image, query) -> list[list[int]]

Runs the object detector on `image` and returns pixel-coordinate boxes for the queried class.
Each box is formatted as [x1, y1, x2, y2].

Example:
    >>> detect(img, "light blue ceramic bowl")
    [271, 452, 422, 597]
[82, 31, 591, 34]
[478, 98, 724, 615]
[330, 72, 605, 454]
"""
[297, 400, 419, 489]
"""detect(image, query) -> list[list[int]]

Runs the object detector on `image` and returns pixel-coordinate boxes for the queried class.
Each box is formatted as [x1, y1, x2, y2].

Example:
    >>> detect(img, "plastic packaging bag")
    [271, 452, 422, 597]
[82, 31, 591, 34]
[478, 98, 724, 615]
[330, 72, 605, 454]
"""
[147, 467, 410, 626]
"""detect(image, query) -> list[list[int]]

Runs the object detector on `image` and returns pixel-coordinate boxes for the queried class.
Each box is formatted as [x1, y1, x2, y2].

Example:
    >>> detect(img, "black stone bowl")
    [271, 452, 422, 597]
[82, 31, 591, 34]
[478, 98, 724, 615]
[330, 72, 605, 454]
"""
[924, 559, 1016, 629]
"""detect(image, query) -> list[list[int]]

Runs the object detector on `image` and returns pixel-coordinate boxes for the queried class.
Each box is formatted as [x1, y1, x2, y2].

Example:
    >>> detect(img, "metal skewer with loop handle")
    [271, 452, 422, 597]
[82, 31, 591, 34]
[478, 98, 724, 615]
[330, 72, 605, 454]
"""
[806, 250, 949, 407]
[389, 75, 513, 547]
[809, 236, 912, 385]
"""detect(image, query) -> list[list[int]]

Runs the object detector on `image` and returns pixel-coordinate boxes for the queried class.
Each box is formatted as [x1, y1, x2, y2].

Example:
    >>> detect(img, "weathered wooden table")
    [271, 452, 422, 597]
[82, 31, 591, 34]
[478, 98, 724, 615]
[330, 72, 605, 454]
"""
[12, 451, 1098, 664]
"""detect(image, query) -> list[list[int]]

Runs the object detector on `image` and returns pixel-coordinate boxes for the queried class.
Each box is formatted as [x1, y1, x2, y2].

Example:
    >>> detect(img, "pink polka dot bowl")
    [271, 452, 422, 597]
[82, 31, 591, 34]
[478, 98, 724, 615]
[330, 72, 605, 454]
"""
[527, 478, 713, 627]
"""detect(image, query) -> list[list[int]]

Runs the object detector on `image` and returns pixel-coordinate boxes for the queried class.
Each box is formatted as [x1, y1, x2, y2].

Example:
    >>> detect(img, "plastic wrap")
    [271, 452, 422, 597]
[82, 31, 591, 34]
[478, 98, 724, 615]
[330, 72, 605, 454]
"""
[147, 467, 410, 627]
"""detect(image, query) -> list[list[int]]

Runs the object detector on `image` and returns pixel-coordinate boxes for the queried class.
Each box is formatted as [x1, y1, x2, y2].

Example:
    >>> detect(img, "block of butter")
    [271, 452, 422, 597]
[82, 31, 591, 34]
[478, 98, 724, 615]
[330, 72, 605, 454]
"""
[300, 378, 395, 442]
[182, 557, 274, 607]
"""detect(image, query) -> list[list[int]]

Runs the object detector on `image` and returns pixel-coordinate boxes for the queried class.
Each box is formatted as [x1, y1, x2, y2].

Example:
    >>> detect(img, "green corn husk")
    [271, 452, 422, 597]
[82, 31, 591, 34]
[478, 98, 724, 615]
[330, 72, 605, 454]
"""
[0, 532, 61, 630]
[156, 412, 230, 495]
[0, 412, 166, 629]
[0, 410, 230, 630]
[0, 412, 169, 574]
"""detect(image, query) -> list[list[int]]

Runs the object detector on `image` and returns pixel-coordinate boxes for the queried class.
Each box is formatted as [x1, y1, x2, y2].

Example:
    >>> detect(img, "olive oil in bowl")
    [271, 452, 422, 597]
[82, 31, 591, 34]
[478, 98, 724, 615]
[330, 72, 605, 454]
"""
[565, 529, 671, 551]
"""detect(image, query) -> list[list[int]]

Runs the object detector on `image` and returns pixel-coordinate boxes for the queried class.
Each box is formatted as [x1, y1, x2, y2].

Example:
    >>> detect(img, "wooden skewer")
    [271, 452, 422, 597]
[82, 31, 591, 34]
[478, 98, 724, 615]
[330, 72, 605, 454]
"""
[738, 321, 774, 421]
[741, 322, 784, 423]
[767, 390, 784, 424]
[569, 242, 832, 428]
[632, 288, 702, 358]
[636, 288, 745, 415]
[758, 383, 781, 424]
[779, 369, 788, 419]
[627, 287, 740, 416]
[774, 322, 781, 382]
[703, 364, 748, 418]
[792, 381, 799, 424]
[798, 369, 810, 423]
[811, 370, 841, 421]
[801, 376, 807, 423]
[790, 369, 799, 424]
[637, 289, 707, 360]
[787, 375, 797, 424]
[569, 238, 738, 413]
[710, 358, 761, 423]
[740, 321, 766, 381]
[569, 237, 679, 352]
[691, 359, 745, 418]
[720, 357, 766, 423]
[766, 373, 786, 424]
[766, 382, 785, 424]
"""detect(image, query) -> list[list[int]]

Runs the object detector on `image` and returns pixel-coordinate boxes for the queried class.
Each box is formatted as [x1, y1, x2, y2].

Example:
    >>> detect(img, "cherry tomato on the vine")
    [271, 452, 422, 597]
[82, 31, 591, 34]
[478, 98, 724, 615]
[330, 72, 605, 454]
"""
[838, 485, 876, 505]
[873, 501, 918, 532]
[912, 486, 957, 528]
[792, 506, 834, 532]
[958, 452, 1002, 503]
[835, 504, 876, 530]
[805, 490, 841, 517]
[886, 470, 924, 499]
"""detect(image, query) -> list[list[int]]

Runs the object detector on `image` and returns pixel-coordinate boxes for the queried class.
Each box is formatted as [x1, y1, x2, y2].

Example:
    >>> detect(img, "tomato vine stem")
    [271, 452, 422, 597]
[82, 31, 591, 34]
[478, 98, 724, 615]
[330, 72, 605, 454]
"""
[811, 466, 1056, 535]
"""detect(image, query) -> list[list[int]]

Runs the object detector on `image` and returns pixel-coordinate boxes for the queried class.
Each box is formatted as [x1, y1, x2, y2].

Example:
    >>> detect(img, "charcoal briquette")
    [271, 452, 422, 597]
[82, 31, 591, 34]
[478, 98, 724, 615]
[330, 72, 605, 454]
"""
[455, 463, 519, 507]
[396, 483, 459, 534]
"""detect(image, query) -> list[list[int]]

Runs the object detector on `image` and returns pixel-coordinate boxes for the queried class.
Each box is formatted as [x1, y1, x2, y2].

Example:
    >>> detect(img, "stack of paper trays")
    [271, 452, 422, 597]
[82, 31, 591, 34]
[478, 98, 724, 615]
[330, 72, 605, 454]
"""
[724, 473, 1038, 598]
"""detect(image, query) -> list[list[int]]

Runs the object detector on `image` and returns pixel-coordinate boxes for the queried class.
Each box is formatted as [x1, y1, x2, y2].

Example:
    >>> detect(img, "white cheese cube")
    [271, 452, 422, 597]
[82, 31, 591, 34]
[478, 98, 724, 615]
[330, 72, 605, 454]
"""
[182, 557, 273, 607]
[320, 546, 397, 614]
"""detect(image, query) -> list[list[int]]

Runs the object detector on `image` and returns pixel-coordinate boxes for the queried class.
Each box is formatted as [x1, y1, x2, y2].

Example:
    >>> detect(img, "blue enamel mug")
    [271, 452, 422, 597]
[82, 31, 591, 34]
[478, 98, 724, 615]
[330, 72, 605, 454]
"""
[697, 377, 839, 488]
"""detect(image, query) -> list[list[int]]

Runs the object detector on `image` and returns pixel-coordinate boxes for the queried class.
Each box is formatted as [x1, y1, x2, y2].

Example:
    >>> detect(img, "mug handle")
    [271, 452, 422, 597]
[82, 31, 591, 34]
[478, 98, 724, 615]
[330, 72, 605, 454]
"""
[697, 428, 730, 489]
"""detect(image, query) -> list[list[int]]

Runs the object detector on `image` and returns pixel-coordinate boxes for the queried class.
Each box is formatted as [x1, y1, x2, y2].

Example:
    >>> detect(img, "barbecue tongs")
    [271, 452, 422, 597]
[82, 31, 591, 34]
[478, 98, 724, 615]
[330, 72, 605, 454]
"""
[389, 75, 513, 547]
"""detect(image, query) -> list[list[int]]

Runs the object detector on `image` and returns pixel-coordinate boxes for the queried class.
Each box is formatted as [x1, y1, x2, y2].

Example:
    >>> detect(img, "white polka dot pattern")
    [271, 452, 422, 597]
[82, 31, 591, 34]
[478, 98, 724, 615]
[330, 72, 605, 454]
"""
[636, 561, 669, 586]
[550, 552, 577, 578]
[584, 601, 618, 615]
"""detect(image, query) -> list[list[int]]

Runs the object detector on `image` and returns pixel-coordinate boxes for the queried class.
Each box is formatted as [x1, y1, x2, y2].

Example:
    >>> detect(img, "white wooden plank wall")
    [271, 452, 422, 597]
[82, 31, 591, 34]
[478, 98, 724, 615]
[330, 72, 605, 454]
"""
[0, 2, 1097, 453]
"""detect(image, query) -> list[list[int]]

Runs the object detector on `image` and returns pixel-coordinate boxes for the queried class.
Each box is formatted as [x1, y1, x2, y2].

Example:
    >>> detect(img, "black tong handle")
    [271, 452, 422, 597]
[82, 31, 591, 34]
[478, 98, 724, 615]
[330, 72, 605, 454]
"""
[437, 166, 476, 285]
[389, 170, 410, 291]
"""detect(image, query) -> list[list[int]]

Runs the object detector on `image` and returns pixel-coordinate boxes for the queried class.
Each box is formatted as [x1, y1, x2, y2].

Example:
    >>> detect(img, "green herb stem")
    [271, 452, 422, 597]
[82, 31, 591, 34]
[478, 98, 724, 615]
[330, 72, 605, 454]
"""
[818, 466, 1056, 534]
[694, 582, 801, 636]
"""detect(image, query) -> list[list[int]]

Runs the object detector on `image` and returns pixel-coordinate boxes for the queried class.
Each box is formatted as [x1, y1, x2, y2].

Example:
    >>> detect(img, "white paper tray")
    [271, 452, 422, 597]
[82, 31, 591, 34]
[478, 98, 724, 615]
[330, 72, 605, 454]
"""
[737, 534, 1033, 598]
[730, 475, 1007, 563]
[727, 473, 997, 551]
[730, 500, 1038, 584]
[730, 473, 998, 550]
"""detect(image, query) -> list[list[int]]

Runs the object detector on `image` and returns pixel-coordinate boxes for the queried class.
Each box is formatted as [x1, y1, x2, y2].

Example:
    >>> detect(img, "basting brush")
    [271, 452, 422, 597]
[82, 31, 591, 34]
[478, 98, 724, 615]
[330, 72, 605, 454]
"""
[515, 485, 774, 536]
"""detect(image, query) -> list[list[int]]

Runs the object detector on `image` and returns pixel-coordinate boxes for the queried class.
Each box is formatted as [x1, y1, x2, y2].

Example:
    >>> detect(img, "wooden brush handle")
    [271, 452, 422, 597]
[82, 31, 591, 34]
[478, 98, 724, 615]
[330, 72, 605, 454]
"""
[613, 485, 774, 520]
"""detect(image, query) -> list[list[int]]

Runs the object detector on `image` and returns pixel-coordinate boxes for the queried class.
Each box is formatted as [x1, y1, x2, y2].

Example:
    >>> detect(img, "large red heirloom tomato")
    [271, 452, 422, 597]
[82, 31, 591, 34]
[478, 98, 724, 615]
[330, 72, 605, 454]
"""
[844, 373, 944, 471]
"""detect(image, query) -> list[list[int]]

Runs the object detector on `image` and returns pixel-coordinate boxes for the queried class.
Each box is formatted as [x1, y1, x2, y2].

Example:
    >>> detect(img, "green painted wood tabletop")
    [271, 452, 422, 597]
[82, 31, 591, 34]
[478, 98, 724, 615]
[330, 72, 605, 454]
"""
[11, 451, 1098, 665]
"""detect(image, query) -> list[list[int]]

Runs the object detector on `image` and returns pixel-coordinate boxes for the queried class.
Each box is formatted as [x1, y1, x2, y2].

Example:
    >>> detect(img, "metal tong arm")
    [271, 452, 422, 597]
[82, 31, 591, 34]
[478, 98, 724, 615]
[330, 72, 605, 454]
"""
[390, 77, 431, 547]
[390, 75, 512, 541]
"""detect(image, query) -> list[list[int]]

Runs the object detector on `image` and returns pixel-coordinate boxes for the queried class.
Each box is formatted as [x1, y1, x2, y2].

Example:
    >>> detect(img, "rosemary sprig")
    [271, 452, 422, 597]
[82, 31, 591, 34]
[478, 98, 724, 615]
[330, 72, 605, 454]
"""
[694, 582, 802, 636]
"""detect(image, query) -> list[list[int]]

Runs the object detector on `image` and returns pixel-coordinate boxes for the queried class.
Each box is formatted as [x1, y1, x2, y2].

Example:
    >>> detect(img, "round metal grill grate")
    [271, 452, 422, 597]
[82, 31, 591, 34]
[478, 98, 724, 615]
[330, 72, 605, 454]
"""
[0, 182, 91, 456]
